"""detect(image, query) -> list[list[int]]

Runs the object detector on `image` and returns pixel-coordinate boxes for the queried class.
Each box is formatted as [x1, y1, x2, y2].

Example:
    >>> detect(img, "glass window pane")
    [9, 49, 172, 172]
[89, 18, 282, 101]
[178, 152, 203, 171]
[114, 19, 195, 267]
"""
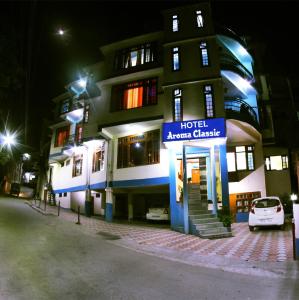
[270, 156, 283, 170]
[130, 50, 138, 66]
[247, 152, 254, 170]
[173, 53, 179, 70]
[236, 152, 247, 170]
[236, 146, 245, 152]
[196, 10, 204, 27]
[227, 152, 236, 172]
[172, 15, 178, 32]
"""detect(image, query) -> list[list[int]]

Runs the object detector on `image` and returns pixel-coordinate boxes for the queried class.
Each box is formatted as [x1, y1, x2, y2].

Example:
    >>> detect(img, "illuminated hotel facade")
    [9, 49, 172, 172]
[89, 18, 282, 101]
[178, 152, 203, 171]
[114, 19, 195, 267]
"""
[46, 2, 268, 238]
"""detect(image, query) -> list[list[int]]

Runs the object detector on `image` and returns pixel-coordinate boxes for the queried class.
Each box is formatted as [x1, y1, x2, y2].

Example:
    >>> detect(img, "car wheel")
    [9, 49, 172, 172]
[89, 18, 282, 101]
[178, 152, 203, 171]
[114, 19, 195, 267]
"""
[249, 226, 254, 232]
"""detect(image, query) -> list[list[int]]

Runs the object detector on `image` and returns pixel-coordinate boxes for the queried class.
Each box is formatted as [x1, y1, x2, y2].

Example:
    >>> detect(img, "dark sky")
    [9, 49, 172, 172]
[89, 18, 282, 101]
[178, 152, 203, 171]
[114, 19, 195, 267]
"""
[1, 0, 298, 150]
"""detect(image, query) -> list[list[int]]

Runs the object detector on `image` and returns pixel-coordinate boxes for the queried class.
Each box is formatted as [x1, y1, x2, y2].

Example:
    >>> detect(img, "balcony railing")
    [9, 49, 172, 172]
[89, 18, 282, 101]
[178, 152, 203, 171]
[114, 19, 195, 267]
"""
[225, 99, 259, 128]
[60, 98, 83, 115]
[220, 53, 253, 80]
[58, 134, 82, 148]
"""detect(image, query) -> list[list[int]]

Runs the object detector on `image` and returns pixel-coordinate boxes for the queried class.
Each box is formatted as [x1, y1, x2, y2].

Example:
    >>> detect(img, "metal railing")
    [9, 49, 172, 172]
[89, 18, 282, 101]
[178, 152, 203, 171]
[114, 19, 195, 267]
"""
[225, 98, 258, 127]
[220, 53, 253, 80]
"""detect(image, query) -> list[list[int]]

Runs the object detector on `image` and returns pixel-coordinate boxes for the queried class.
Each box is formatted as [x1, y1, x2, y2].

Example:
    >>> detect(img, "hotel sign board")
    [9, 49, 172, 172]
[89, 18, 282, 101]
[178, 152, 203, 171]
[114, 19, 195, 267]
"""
[162, 118, 226, 142]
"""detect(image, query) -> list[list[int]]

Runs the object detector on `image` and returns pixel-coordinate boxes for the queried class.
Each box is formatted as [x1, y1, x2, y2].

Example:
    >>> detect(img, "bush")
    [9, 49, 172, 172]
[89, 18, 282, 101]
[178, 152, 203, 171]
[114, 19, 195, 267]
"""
[218, 206, 234, 227]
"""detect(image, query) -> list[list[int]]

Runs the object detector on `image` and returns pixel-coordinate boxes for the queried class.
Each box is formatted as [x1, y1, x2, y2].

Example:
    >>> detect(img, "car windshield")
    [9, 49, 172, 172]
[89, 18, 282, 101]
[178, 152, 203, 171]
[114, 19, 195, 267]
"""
[254, 198, 280, 208]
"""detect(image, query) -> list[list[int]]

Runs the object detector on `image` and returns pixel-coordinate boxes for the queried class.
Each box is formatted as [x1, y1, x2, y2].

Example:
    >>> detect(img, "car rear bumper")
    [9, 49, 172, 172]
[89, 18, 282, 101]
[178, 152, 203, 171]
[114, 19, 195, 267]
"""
[249, 215, 284, 226]
[146, 214, 169, 221]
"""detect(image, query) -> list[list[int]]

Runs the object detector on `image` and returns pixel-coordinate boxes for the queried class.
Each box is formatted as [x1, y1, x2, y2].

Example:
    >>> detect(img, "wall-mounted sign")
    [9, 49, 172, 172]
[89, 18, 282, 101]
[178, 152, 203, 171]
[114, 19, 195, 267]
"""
[162, 118, 226, 142]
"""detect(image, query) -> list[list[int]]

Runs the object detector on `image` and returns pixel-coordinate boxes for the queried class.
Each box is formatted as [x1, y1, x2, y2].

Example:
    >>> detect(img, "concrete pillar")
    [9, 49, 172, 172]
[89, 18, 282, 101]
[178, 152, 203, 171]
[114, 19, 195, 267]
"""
[105, 187, 114, 222]
[210, 145, 217, 215]
[128, 193, 133, 221]
[294, 203, 299, 259]
[182, 144, 189, 234]
[219, 143, 229, 208]
[85, 189, 92, 217]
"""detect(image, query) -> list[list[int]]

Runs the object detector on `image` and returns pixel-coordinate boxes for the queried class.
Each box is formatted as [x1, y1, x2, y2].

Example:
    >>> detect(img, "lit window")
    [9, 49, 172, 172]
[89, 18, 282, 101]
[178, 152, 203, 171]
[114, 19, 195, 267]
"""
[265, 155, 288, 171]
[115, 43, 156, 70]
[117, 130, 160, 168]
[196, 10, 204, 27]
[227, 152, 236, 172]
[55, 126, 69, 147]
[204, 85, 214, 118]
[92, 143, 105, 172]
[227, 146, 255, 172]
[173, 88, 182, 121]
[111, 78, 157, 111]
[75, 123, 83, 144]
[84, 104, 90, 123]
[200, 41, 209, 66]
[236, 146, 247, 170]
[172, 15, 179, 32]
[172, 47, 180, 71]
[72, 154, 83, 177]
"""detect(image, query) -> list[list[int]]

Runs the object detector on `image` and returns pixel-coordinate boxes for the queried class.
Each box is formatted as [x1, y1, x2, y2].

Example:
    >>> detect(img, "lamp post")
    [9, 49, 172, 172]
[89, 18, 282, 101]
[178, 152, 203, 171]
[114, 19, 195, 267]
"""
[291, 193, 299, 260]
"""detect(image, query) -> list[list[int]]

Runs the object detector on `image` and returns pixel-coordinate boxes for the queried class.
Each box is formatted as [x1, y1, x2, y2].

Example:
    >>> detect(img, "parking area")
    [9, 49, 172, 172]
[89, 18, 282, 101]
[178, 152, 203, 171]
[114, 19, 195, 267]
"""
[29, 201, 293, 263]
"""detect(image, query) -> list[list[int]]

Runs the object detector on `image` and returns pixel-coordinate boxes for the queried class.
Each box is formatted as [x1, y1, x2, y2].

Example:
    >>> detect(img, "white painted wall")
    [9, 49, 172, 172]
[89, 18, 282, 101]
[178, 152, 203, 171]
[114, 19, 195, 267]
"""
[71, 191, 85, 211]
[229, 141, 266, 197]
[56, 193, 71, 209]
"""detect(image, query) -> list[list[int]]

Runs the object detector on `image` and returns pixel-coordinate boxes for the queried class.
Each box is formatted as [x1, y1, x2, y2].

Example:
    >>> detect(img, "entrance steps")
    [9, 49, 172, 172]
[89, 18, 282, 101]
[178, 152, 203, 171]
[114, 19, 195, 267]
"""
[188, 184, 232, 239]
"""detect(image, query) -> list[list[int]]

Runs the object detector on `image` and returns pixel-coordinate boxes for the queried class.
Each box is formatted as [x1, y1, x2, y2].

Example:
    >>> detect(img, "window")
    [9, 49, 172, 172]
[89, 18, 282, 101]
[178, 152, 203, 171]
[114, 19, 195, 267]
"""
[173, 88, 183, 121]
[265, 155, 288, 171]
[75, 123, 83, 144]
[54, 126, 69, 147]
[59, 193, 62, 197]
[60, 99, 70, 114]
[204, 85, 214, 118]
[92, 143, 105, 172]
[72, 154, 83, 177]
[200, 42, 209, 66]
[114, 43, 156, 70]
[196, 10, 204, 27]
[172, 47, 180, 71]
[117, 130, 160, 168]
[84, 104, 90, 123]
[63, 192, 67, 197]
[111, 78, 157, 111]
[227, 146, 255, 172]
[172, 15, 179, 32]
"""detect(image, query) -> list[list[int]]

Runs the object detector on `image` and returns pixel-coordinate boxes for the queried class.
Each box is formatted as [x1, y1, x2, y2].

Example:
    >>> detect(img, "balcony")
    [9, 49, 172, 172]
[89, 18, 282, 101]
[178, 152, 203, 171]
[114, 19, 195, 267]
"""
[59, 98, 84, 123]
[225, 99, 259, 129]
[49, 134, 82, 164]
[220, 53, 253, 80]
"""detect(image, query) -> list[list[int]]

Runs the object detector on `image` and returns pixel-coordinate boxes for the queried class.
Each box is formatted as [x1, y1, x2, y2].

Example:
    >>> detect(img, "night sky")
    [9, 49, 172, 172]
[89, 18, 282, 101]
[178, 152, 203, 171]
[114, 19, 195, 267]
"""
[0, 0, 298, 151]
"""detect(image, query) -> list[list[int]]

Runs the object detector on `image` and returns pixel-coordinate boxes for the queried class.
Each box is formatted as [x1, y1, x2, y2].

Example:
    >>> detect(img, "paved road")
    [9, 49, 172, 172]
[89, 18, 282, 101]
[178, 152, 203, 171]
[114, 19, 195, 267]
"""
[0, 197, 298, 300]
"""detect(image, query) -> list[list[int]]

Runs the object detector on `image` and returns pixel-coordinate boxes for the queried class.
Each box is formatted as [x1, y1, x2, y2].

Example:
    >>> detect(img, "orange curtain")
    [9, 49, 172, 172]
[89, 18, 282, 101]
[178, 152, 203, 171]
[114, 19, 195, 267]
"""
[124, 87, 143, 109]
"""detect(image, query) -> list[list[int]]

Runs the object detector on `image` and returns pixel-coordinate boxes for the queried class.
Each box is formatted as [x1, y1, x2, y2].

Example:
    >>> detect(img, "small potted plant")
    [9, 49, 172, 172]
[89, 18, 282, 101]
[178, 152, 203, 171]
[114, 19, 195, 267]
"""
[218, 206, 233, 230]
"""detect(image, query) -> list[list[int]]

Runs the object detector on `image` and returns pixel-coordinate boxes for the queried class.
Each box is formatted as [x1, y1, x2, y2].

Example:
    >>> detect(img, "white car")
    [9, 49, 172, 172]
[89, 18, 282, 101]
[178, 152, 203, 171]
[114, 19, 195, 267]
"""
[146, 208, 169, 221]
[248, 196, 285, 231]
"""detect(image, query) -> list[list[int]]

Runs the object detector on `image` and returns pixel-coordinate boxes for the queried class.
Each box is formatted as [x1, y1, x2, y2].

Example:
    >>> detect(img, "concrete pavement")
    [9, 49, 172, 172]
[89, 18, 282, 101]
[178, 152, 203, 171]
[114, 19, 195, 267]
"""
[25, 199, 299, 279]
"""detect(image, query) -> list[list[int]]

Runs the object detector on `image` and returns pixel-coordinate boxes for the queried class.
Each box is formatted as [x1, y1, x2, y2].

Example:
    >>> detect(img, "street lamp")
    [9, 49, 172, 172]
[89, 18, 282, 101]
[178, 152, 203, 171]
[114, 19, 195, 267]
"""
[0, 132, 17, 149]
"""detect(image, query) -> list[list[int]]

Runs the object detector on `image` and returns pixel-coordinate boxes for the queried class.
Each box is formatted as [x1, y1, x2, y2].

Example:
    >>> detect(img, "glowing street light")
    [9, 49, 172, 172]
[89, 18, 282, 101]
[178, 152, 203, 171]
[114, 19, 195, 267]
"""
[0, 131, 17, 149]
